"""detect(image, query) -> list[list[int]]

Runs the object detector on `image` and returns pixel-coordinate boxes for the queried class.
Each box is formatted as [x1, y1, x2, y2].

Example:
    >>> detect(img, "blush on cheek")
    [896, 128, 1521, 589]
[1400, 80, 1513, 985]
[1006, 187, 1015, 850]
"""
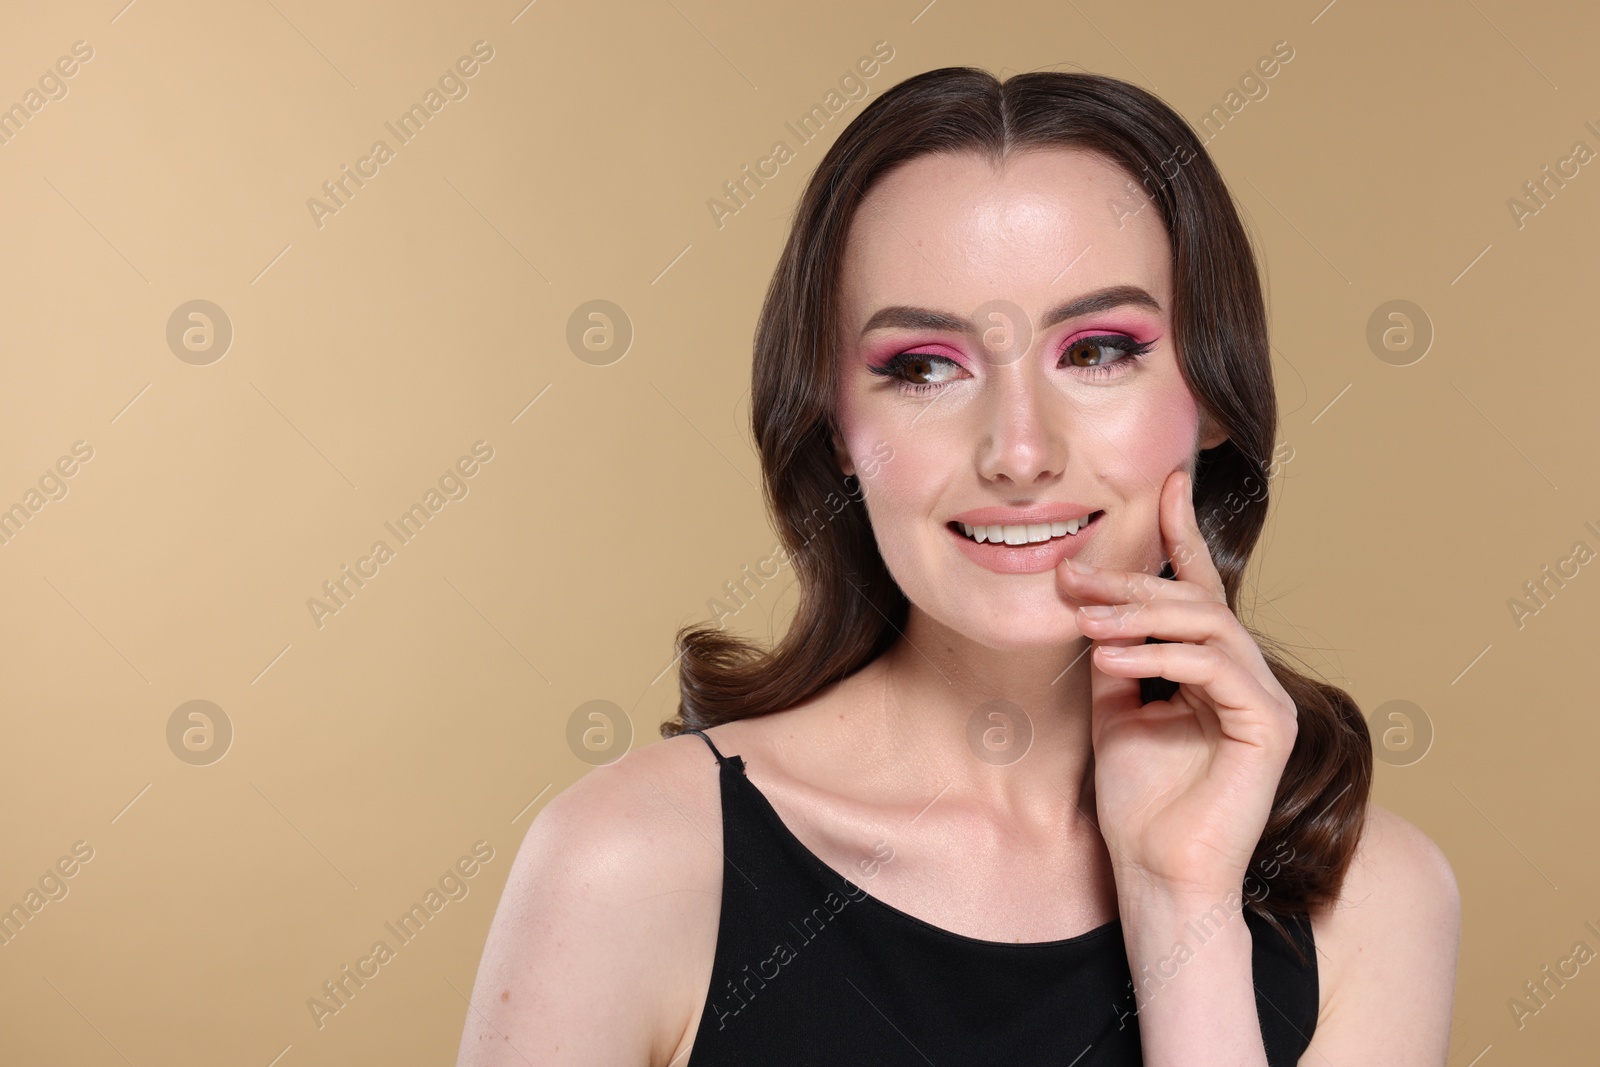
[856, 437, 924, 503]
[836, 424, 907, 507]
[1108, 385, 1201, 485]
[1094, 387, 1201, 572]
[833, 384, 907, 491]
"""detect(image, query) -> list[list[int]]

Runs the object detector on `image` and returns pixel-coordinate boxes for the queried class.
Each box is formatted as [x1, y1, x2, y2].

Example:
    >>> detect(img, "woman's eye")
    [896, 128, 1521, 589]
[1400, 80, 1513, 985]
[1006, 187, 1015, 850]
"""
[896, 353, 949, 383]
[1062, 335, 1154, 368]
[869, 335, 1153, 395]
[870, 352, 964, 389]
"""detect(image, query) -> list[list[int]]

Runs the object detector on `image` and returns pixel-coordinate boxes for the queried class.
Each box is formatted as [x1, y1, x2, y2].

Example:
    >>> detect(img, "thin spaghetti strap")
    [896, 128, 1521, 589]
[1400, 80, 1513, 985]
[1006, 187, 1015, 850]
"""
[680, 727, 728, 766]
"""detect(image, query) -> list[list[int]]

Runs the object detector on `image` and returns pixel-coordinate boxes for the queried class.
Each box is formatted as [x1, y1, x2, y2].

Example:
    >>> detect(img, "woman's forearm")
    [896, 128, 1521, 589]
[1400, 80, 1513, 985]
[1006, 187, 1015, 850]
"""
[1116, 883, 1270, 1067]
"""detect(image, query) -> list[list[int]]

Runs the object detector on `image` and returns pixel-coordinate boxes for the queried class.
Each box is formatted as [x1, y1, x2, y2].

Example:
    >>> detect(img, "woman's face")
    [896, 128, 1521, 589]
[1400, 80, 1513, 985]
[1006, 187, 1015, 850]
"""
[832, 147, 1226, 650]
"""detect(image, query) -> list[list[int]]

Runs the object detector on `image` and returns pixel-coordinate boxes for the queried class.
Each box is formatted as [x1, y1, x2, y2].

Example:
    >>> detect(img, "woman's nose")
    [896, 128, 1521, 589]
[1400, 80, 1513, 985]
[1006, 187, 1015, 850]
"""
[973, 363, 1068, 488]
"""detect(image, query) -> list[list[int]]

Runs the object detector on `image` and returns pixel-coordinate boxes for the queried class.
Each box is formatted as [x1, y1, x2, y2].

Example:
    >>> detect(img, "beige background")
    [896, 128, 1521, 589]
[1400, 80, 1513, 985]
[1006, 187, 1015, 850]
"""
[0, 0, 1595, 1062]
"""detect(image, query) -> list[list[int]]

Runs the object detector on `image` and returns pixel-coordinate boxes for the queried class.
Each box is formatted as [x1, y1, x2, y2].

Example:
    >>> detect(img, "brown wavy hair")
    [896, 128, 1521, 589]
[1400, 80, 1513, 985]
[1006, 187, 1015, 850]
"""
[660, 66, 1371, 954]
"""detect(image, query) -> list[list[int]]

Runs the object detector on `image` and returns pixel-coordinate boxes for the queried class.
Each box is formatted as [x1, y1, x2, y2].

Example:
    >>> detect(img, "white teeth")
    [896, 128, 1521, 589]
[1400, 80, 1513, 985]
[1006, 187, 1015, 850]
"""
[958, 514, 1095, 544]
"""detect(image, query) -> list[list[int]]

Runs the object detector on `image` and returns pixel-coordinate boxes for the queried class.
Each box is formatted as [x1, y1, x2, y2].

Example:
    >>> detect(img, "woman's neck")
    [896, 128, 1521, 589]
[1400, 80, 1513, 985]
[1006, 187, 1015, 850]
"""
[861, 608, 1103, 833]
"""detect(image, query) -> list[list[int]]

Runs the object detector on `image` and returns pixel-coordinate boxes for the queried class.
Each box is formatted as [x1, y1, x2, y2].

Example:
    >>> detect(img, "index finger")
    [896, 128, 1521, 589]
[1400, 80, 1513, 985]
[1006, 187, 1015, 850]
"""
[1162, 468, 1226, 601]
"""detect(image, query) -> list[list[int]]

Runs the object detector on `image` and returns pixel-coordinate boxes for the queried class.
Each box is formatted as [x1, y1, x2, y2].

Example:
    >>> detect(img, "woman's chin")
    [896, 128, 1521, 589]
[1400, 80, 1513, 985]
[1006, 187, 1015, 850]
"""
[908, 588, 1093, 651]
[955, 618, 1091, 653]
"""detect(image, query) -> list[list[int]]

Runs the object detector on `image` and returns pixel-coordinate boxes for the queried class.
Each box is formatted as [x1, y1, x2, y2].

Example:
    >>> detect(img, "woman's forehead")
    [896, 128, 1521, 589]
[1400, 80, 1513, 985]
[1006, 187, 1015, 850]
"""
[838, 149, 1172, 332]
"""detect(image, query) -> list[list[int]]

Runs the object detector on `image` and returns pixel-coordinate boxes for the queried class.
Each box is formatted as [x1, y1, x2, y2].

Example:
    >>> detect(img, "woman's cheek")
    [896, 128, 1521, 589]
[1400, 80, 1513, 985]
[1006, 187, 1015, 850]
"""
[833, 386, 908, 496]
[852, 432, 919, 504]
[844, 432, 938, 566]
[1101, 385, 1199, 485]
[1097, 388, 1199, 569]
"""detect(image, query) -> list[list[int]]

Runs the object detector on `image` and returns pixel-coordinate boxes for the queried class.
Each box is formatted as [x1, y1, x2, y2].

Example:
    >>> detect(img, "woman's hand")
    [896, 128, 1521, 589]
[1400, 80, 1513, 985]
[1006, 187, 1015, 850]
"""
[1058, 468, 1298, 902]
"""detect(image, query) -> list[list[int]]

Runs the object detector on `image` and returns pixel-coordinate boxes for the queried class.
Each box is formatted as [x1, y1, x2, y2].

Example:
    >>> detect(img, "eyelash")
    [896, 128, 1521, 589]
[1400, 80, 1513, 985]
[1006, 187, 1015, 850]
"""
[868, 335, 1157, 396]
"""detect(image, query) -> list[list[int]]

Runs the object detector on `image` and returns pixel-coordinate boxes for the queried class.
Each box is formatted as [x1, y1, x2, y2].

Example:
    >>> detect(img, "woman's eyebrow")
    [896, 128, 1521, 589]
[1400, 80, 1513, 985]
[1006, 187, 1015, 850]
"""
[858, 284, 1162, 337]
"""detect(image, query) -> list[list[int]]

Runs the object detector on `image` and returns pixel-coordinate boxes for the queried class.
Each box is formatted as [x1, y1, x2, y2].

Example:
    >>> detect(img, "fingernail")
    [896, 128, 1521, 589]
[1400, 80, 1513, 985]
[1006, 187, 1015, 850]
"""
[1064, 556, 1096, 574]
[1078, 604, 1116, 617]
[1098, 645, 1125, 656]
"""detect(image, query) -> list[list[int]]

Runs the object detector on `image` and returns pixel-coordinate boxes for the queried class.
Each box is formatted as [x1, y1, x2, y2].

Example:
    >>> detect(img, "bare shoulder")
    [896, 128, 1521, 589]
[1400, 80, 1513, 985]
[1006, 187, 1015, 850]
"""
[1303, 801, 1461, 1064]
[455, 729, 726, 1067]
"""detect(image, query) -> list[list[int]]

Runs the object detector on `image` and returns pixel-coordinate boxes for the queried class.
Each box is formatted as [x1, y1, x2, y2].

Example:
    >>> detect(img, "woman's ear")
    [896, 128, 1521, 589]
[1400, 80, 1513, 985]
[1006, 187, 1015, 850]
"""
[830, 428, 856, 477]
[1198, 412, 1230, 451]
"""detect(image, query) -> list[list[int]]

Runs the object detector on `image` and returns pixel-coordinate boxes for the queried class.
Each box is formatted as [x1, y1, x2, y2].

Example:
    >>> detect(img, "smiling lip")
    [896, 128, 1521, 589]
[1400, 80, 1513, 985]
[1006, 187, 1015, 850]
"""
[950, 503, 1099, 526]
[947, 509, 1104, 574]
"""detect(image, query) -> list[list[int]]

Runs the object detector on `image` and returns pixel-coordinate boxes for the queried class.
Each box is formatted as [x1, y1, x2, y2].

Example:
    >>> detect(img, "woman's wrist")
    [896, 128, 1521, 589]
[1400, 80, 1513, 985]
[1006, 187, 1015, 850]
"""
[1110, 856, 1249, 910]
[1115, 877, 1253, 962]
[1113, 879, 1269, 1067]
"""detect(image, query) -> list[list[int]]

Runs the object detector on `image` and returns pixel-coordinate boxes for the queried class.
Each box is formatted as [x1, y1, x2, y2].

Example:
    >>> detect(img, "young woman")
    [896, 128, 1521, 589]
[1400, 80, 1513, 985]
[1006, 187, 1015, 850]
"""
[458, 67, 1460, 1066]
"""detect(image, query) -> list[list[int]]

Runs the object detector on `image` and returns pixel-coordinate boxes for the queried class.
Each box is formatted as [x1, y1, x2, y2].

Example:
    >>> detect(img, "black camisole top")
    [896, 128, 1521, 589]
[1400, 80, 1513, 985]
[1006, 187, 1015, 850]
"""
[677, 728, 1320, 1065]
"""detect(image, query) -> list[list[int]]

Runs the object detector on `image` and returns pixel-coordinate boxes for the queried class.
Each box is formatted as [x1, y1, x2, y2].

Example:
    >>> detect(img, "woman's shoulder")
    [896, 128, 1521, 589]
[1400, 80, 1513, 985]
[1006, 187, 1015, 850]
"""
[529, 714, 799, 867]
[541, 725, 729, 833]
[1303, 800, 1460, 1059]
[461, 728, 731, 1066]
[522, 725, 734, 919]
[1309, 801, 1459, 968]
